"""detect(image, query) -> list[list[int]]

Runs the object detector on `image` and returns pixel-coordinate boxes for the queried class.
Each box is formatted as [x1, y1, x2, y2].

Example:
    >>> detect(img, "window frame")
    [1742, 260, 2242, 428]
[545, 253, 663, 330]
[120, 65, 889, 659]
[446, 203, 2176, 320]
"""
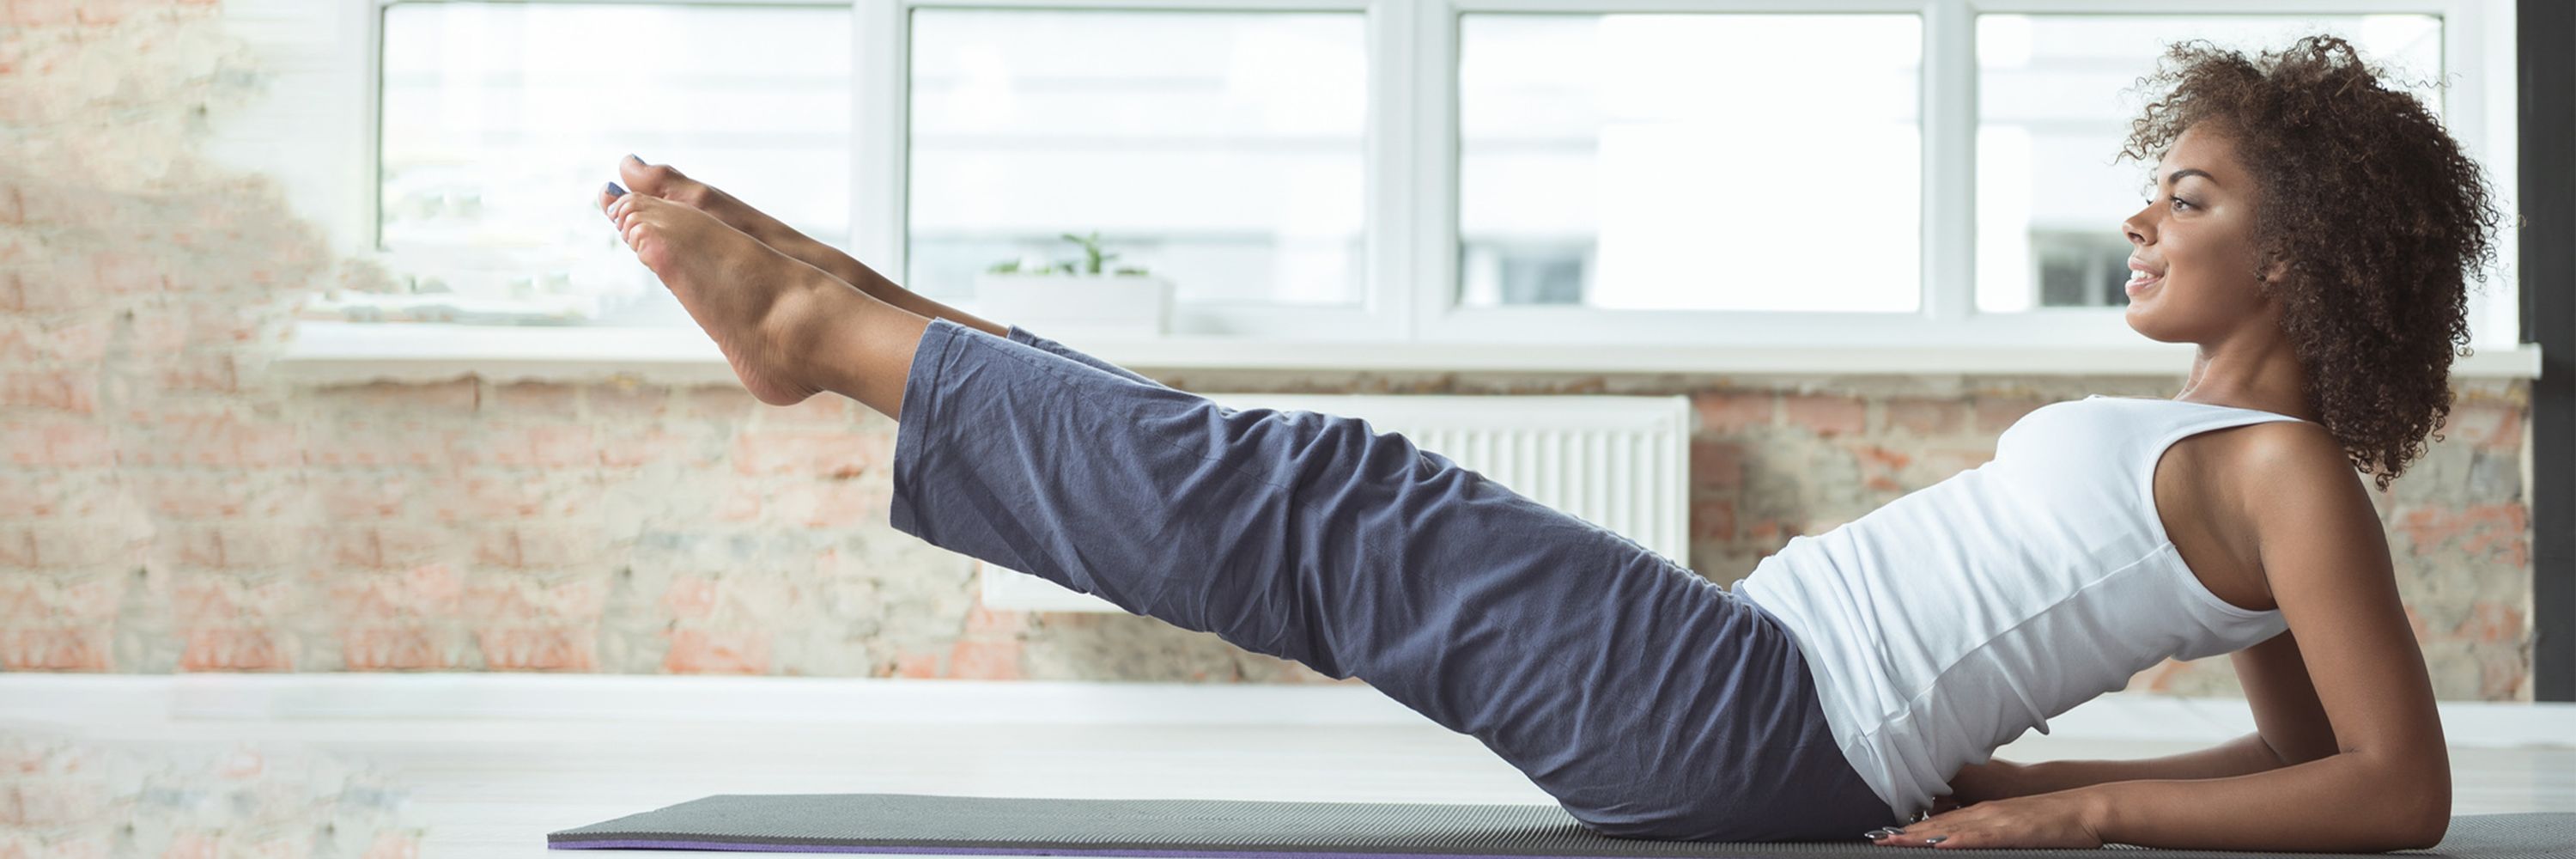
[310, 0, 2537, 377]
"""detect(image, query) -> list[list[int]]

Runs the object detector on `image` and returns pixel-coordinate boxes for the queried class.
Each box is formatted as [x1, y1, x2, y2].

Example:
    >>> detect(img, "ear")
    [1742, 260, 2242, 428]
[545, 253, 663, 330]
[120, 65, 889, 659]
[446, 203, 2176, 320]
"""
[2258, 257, 2291, 283]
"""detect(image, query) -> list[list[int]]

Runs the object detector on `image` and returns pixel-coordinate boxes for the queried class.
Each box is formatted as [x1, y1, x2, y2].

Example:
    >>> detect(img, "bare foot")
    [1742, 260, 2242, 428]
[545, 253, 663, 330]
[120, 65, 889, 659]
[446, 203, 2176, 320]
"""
[612, 155, 838, 274]
[601, 187, 861, 406]
[608, 155, 1006, 338]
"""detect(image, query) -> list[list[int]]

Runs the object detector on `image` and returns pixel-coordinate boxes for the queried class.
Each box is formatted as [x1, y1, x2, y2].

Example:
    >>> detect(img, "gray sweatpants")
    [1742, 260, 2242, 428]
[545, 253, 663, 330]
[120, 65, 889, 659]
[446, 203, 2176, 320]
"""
[885, 318, 1897, 842]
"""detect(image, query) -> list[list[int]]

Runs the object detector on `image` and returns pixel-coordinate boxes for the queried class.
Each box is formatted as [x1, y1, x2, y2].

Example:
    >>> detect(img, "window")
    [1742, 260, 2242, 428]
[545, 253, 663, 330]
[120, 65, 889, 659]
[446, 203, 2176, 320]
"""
[359, 1, 850, 325]
[907, 9, 1369, 308]
[324, 0, 2524, 372]
[1974, 14, 2444, 313]
[1457, 14, 1922, 312]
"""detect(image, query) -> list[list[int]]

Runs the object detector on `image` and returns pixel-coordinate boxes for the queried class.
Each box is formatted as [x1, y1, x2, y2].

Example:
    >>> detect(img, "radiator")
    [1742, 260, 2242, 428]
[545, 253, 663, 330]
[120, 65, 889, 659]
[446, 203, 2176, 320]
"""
[976, 394, 1695, 612]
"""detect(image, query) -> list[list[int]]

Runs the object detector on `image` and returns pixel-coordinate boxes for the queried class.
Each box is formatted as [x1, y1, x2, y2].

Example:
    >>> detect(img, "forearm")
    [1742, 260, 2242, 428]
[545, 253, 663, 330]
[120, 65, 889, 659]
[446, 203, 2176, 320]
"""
[1999, 732, 2285, 796]
[2074, 752, 2446, 851]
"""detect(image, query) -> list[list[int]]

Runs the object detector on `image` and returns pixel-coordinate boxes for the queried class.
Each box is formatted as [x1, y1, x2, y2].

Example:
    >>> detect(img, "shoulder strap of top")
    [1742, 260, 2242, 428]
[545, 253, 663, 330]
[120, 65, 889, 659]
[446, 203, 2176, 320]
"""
[2085, 394, 2312, 426]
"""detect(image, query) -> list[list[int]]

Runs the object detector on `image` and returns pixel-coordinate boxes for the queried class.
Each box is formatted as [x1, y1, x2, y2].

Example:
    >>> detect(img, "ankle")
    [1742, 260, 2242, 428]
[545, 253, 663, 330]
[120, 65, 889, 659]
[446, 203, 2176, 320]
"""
[765, 277, 856, 393]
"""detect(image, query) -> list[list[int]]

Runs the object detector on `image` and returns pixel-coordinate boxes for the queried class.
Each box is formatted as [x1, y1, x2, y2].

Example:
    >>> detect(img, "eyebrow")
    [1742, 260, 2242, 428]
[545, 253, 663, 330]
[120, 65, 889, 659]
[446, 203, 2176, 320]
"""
[2163, 168, 2216, 188]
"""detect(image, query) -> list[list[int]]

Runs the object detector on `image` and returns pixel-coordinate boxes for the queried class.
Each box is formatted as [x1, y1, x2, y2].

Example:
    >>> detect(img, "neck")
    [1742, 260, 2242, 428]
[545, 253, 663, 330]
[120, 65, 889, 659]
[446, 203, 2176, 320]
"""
[2178, 326, 2313, 420]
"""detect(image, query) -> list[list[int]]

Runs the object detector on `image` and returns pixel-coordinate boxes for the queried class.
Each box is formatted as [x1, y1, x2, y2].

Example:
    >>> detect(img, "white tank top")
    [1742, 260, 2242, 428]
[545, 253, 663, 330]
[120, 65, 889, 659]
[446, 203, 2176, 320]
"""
[1733, 395, 2301, 821]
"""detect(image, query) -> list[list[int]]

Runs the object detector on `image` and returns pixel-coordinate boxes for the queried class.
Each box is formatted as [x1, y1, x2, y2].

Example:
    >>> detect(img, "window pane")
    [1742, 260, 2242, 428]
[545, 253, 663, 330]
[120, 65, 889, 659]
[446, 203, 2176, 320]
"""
[1975, 15, 2441, 313]
[908, 9, 1367, 306]
[1457, 15, 1922, 312]
[376, 2, 850, 325]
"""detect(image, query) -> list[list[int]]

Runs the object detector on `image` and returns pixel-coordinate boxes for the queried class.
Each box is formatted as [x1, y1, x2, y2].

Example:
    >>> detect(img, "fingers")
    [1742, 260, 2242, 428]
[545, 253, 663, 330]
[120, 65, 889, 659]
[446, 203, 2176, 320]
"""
[1870, 827, 1950, 849]
[1871, 811, 1958, 849]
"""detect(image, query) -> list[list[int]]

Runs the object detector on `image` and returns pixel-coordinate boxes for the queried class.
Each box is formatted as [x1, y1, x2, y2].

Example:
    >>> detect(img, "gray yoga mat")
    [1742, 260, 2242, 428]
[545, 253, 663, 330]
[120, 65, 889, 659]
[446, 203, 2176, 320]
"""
[547, 793, 2576, 857]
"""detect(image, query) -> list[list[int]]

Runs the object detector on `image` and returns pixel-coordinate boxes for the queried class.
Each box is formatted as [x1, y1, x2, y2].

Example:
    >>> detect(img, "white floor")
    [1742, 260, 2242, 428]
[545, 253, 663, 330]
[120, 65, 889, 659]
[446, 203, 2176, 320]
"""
[3, 676, 2570, 858]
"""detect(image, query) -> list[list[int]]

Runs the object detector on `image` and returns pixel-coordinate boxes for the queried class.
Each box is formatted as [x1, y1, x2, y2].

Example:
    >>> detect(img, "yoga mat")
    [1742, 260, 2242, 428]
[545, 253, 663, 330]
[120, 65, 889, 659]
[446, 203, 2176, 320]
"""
[548, 793, 2576, 857]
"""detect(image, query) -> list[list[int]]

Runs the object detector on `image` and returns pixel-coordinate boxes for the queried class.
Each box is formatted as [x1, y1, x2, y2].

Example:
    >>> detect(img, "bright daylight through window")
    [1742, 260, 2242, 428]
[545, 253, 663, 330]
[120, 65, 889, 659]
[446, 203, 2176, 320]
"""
[907, 9, 1369, 308]
[1457, 14, 1922, 312]
[349, 2, 851, 326]
[333, 2, 2506, 359]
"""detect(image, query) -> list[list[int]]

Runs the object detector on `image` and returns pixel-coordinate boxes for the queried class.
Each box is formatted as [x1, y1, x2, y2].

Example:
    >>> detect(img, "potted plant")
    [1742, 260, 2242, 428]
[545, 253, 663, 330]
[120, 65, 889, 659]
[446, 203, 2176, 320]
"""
[971, 232, 1176, 337]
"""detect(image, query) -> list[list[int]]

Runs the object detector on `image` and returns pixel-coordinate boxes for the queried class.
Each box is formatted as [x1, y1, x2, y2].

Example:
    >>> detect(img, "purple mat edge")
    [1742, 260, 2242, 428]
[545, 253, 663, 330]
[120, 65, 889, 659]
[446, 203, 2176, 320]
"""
[548, 841, 1628, 859]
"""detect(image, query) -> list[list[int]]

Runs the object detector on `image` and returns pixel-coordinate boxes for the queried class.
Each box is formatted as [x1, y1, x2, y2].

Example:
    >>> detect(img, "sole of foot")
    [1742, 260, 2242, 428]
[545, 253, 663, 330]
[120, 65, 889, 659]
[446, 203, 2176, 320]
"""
[602, 188, 860, 407]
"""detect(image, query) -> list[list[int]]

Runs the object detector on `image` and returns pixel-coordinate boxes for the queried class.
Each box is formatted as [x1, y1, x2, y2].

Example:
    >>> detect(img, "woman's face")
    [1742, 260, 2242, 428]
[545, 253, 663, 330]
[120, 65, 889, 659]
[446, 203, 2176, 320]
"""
[2118, 123, 2275, 343]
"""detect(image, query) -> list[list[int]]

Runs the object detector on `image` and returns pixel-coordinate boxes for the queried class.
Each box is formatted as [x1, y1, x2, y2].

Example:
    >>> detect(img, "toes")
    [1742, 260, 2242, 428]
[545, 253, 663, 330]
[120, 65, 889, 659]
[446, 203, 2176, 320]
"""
[618, 154, 690, 197]
[596, 181, 626, 216]
[608, 192, 659, 249]
[608, 192, 659, 228]
[626, 222, 669, 270]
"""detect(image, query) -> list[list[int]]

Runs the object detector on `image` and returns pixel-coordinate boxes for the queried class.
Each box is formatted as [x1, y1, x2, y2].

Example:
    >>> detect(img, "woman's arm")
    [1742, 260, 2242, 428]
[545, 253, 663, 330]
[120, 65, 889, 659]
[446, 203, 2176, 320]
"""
[2083, 430, 2450, 851]
[1953, 732, 2284, 801]
[2074, 752, 2443, 851]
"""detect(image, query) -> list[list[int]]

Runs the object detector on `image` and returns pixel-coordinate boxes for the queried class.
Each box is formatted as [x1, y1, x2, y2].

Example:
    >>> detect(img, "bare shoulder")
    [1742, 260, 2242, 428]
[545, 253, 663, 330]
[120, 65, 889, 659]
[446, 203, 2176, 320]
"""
[2167, 420, 2372, 564]
[2227, 418, 2350, 472]
[2219, 421, 2370, 531]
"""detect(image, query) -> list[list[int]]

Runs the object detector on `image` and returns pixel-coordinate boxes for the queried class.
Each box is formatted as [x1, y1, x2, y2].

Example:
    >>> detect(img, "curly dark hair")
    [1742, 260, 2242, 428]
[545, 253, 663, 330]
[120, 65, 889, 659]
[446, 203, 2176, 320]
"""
[2117, 34, 2502, 491]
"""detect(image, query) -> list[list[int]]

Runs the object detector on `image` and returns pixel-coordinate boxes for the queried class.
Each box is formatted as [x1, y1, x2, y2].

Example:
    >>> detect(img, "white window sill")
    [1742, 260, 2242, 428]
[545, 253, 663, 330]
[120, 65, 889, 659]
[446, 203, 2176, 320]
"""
[270, 320, 2546, 385]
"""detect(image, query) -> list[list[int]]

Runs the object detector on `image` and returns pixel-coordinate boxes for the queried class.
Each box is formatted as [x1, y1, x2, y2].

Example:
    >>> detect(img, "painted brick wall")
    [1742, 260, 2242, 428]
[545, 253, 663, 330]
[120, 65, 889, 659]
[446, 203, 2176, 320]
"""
[0, 0, 2538, 705]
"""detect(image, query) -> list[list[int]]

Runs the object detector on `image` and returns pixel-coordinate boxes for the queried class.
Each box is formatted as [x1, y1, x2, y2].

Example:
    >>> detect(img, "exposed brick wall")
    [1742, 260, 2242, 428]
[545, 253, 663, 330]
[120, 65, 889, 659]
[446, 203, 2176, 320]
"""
[0, 0, 2537, 706]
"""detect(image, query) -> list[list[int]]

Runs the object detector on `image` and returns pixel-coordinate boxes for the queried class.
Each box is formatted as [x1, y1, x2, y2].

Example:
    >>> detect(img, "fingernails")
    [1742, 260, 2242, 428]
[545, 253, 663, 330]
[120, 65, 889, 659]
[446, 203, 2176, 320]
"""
[1923, 837, 1947, 844]
[605, 181, 626, 198]
[626, 154, 644, 165]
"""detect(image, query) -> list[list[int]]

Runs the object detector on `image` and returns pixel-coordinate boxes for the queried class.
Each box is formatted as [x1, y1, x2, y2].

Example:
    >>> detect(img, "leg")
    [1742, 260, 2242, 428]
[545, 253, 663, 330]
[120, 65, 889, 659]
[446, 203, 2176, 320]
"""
[598, 158, 1170, 393]
[886, 318, 1899, 841]
[602, 186, 925, 416]
[603, 156, 1014, 341]
[598, 183, 1165, 417]
[600, 198, 1897, 840]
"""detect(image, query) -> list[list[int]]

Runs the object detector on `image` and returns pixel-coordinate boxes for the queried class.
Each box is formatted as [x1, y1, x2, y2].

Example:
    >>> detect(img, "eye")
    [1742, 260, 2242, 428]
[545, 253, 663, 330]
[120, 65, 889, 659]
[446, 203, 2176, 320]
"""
[2169, 195, 2195, 211]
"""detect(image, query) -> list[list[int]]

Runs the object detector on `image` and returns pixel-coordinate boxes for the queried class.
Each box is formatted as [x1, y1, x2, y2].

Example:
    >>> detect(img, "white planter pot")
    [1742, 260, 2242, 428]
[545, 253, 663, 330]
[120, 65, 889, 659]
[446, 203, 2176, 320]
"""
[972, 272, 1175, 338]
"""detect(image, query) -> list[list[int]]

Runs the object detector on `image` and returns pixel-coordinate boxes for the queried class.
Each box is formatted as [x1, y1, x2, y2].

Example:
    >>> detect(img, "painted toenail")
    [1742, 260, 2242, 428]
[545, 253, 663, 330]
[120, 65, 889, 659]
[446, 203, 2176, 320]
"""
[627, 153, 643, 165]
[605, 181, 626, 198]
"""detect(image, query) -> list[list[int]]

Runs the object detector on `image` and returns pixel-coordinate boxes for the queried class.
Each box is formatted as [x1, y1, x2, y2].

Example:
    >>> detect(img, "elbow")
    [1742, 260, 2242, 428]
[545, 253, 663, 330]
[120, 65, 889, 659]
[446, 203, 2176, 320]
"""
[2387, 818, 2446, 852]
[2396, 805, 2450, 851]
[2355, 750, 2449, 850]
[2385, 779, 2451, 850]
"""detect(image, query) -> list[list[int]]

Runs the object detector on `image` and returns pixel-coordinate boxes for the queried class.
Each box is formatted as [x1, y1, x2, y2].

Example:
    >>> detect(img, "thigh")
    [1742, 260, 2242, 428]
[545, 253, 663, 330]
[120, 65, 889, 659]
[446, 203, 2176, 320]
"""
[1328, 480, 1884, 840]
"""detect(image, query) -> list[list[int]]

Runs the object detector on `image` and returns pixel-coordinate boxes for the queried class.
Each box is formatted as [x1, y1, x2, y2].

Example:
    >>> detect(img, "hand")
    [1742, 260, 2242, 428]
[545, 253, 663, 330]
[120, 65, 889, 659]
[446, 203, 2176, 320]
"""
[1871, 790, 2105, 850]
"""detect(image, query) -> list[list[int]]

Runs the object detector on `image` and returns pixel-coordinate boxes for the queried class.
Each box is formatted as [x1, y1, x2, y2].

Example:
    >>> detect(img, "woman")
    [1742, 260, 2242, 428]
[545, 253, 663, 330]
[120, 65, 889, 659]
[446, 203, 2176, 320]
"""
[593, 34, 2495, 851]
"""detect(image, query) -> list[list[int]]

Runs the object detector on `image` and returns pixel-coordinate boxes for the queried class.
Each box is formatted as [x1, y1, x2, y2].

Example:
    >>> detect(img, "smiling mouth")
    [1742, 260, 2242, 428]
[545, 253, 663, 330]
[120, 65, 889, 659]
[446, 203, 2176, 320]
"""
[2124, 262, 2166, 292]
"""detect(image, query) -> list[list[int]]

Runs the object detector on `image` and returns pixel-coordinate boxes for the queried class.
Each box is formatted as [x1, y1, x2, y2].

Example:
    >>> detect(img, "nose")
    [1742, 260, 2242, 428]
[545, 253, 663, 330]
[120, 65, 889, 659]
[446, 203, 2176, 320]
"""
[2120, 206, 2153, 247]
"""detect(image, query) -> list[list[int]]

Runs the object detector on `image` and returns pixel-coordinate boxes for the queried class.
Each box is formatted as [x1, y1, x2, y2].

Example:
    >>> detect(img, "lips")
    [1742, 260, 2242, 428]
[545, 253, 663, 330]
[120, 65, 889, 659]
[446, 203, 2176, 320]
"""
[2124, 259, 2165, 293]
